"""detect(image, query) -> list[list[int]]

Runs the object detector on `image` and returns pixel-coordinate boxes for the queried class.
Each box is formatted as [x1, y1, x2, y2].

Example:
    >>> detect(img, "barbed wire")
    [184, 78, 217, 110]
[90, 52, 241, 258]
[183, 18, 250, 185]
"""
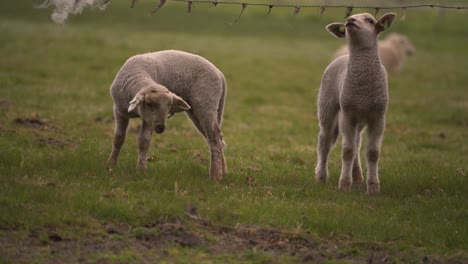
[170, 0, 468, 10]
[144, 0, 467, 22]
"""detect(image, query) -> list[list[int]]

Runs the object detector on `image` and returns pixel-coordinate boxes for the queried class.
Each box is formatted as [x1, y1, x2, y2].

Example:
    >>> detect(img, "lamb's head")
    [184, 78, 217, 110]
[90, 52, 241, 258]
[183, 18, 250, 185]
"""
[326, 13, 397, 48]
[128, 87, 191, 134]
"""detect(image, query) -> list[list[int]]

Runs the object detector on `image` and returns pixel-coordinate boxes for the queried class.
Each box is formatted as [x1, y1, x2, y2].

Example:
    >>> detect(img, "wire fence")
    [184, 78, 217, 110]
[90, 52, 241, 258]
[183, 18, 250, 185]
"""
[148, 0, 468, 21]
[40, 0, 468, 24]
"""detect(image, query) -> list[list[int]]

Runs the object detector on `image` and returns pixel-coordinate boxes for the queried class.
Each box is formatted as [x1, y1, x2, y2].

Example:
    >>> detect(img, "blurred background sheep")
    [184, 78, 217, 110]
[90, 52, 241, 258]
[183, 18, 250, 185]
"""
[332, 33, 415, 73]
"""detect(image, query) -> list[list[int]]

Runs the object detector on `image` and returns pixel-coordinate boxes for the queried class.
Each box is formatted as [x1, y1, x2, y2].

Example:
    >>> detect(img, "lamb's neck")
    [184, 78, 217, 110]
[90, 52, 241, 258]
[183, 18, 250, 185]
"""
[347, 44, 381, 70]
[344, 43, 386, 96]
[123, 74, 162, 99]
[130, 75, 165, 90]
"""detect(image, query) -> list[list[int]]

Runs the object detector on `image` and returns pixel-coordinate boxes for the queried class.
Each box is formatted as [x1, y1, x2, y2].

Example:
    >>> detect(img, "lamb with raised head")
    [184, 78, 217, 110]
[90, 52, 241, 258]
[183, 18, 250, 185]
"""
[332, 32, 414, 73]
[107, 50, 227, 181]
[315, 13, 396, 194]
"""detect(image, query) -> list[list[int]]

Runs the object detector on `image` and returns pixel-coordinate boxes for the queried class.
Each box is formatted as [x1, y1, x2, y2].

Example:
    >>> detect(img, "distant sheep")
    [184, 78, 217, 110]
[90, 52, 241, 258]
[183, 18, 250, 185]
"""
[315, 13, 396, 194]
[332, 33, 414, 73]
[107, 50, 227, 181]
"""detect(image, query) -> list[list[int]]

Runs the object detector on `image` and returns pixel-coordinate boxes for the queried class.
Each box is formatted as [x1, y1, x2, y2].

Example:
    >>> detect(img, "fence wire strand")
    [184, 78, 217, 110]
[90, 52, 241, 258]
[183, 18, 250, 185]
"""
[141, 0, 467, 23]
[166, 0, 468, 10]
[160, 0, 468, 21]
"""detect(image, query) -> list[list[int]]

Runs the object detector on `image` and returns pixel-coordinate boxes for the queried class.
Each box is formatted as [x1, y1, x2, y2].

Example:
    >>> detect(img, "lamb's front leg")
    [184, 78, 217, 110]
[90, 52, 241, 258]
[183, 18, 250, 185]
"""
[107, 110, 129, 168]
[136, 120, 153, 172]
[366, 117, 385, 195]
[339, 113, 358, 192]
[352, 126, 365, 185]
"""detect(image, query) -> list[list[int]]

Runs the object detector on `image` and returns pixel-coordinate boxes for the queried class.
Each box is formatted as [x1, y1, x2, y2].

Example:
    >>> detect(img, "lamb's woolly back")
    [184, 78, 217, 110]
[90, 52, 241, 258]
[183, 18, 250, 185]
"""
[111, 50, 225, 118]
[112, 50, 224, 92]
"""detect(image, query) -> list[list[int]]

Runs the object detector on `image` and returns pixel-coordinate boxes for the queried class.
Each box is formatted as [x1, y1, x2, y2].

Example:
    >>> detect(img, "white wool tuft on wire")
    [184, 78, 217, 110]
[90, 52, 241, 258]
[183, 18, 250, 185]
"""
[37, 0, 111, 24]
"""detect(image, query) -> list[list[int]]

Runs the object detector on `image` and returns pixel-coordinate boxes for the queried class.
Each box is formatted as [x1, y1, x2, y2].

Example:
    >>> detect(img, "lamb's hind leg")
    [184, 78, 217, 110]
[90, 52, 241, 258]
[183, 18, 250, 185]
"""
[315, 113, 339, 183]
[206, 120, 225, 181]
[219, 131, 227, 175]
[216, 81, 228, 175]
[187, 110, 207, 137]
[366, 117, 385, 195]
[189, 111, 225, 181]
[107, 109, 129, 168]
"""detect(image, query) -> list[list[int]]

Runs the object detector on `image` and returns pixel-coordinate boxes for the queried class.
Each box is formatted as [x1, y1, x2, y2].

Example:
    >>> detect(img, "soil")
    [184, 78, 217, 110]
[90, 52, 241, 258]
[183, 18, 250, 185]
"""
[38, 137, 80, 148]
[1, 218, 466, 264]
[13, 114, 50, 129]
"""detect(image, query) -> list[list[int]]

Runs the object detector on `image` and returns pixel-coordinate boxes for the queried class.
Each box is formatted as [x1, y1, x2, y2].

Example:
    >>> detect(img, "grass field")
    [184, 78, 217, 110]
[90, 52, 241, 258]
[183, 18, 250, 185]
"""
[0, 0, 467, 263]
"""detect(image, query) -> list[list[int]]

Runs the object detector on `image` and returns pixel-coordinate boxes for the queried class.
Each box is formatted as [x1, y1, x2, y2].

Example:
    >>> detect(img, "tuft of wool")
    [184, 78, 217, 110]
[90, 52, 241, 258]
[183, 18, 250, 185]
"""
[37, 0, 111, 24]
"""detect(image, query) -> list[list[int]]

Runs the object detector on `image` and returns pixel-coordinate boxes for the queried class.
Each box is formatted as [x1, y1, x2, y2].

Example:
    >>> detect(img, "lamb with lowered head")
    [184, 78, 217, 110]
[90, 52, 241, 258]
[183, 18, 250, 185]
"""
[107, 50, 227, 181]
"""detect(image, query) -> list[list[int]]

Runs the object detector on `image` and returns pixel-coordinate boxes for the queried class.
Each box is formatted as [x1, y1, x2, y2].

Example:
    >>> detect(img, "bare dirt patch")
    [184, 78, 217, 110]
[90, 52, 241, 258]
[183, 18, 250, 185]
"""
[38, 137, 80, 148]
[13, 113, 51, 129]
[1, 218, 466, 263]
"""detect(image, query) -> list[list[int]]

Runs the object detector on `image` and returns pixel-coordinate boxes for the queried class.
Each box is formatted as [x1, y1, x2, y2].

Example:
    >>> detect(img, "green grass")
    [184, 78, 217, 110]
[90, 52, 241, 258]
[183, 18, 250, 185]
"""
[0, 0, 467, 262]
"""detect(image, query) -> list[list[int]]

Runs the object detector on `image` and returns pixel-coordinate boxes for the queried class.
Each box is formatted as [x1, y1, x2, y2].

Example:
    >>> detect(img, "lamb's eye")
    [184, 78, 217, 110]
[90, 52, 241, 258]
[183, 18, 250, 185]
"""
[367, 18, 374, 24]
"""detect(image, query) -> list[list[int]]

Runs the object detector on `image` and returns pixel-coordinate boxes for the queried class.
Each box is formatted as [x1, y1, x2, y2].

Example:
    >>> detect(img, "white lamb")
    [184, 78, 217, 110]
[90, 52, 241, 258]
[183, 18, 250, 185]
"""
[107, 50, 227, 181]
[332, 32, 414, 73]
[315, 13, 396, 194]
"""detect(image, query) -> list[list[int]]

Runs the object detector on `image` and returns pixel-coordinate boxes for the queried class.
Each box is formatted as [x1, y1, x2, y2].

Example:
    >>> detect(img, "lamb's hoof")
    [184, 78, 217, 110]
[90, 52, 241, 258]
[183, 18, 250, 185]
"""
[352, 167, 364, 185]
[315, 175, 328, 184]
[353, 175, 364, 185]
[105, 166, 114, 174]
[210, 171, 223, 182]
[211, 175, 223, 182]
[106, 159, 116, 168]
[366, 182, 380, 195]
[136, 165, 148, 175]
[315, 169, 328, 183]
[338, 178, 352, 192]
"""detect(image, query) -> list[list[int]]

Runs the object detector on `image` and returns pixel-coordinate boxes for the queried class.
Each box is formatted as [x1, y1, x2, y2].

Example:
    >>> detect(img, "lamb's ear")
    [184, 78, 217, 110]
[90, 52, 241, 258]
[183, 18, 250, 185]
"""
[171, 94, 191, 114]
[376, 13, 397, 33]
[326, 23, 346, 38]
[128, 93, 144, 113]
